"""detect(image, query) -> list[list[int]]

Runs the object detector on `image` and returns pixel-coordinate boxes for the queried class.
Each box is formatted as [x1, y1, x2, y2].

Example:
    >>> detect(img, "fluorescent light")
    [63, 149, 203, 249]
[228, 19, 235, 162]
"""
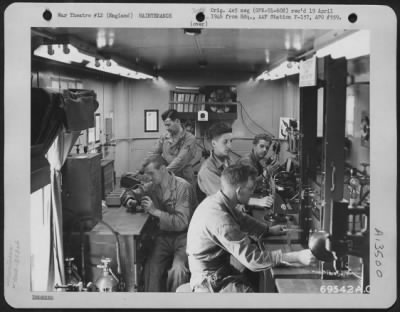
[256, 61, 300, 81]
[34, 44, 92, 64]
[34, 44, 154, 80]
[175, 86, 200, 91]
[86, 58, 154, 79]
[316, 30, 369, 59]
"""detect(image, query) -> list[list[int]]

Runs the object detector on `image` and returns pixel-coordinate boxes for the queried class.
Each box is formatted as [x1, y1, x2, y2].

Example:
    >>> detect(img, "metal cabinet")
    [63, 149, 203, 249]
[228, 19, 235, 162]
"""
[300, 56, 347, 233]
[62, 153, 102, 231]
[65, 208, 156, 292]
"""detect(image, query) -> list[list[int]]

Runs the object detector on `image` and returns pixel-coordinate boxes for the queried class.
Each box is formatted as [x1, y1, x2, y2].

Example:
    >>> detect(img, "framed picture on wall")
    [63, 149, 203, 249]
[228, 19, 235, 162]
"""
[144, 109, 159, 132]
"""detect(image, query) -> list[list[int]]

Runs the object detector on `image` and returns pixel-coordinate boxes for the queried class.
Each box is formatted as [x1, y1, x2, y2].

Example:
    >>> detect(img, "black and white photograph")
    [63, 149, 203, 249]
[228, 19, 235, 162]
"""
[3, 3, 397, 309]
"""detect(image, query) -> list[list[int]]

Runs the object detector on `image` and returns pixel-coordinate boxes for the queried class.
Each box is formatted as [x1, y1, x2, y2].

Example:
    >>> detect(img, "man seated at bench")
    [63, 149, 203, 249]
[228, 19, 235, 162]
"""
[187, 163, 316, 292]
[121, 155, 197, 292]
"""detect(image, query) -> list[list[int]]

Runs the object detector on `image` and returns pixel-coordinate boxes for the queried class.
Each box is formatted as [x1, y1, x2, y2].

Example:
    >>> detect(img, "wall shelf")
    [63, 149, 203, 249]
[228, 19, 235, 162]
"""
[169, 89, 238, 121]
[175, 111, 238, 121]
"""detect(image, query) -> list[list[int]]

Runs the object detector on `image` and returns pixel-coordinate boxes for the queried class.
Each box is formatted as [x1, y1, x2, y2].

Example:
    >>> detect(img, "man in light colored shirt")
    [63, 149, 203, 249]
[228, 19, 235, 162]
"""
[197, 122, 274, 208]
[140, 109, 197, 185]
[197, 122, 234, 197]
[187, 164, 316, 292]
[122, 155, 197, 292]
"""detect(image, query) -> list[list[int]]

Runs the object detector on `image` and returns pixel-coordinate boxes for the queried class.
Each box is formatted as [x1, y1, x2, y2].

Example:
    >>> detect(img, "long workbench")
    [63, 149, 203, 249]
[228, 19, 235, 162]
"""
[251, 206, 362, 293]
[258, 241, 362, 293]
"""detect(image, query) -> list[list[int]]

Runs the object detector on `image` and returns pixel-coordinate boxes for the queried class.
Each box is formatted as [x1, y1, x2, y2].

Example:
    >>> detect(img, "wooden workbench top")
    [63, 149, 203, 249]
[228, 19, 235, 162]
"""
[91, 207, 150, 235]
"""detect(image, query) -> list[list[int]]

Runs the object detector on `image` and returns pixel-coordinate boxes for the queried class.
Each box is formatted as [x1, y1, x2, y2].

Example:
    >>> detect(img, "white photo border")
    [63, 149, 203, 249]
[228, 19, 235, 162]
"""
[3, 2, 397, 309]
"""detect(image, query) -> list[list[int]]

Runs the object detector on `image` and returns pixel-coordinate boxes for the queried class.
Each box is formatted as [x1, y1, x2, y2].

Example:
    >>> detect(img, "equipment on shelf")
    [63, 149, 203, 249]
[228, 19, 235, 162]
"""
[197, 110, 208, 121]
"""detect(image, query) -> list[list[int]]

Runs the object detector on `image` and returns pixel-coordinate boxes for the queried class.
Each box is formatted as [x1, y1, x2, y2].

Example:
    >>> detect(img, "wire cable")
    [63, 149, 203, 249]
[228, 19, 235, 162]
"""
[239, 101, 258, 136]
[239, 101, 275, 137]
[240, 101, 266, 133]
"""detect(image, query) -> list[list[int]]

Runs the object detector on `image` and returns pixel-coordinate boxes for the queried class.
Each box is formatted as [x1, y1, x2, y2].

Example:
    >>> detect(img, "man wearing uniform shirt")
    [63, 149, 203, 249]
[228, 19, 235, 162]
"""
[237, 133, 280, 193]
[197, 122, 234, 197]
[121, 155, 197, 292]
[187, 164, 316, 292]
[140, 109, 197, 185]
[197, 122, 274, 209]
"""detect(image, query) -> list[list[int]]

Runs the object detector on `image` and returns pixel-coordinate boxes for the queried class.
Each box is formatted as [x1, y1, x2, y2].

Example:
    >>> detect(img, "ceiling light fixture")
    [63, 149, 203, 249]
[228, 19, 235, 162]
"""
[96, 29, 107, 49]
[264, 50, 270, 64]
[175, 86, 200, 91]
[184, 28, 202, 36]
[47, 45, 54, 55]
[284, 32, 291, 50]
[62, 44, 70, 54]
[256, 61, 300, 81]
[107, 31, 115, 47]
[292, 34, 302, 51]
[34, 43, 154, 80]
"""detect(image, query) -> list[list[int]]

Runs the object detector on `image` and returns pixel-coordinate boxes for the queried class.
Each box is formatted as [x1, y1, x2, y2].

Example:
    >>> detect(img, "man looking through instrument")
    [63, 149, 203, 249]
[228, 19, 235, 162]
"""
[121, 155, 197, 292]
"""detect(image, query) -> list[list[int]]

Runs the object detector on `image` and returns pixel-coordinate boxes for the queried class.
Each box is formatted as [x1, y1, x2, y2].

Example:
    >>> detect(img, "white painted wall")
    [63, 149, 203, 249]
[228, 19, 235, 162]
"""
[32, 61, 303, 177]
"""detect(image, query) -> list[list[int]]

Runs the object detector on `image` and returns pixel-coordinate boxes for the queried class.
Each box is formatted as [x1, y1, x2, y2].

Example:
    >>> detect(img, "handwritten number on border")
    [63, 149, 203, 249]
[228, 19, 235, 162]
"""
[374, 228, 384, 278]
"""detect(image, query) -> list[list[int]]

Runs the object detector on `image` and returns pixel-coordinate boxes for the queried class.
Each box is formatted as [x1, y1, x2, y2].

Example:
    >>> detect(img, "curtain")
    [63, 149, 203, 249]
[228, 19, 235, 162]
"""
[45, 128, 81, 290]
[30, 87, 98, 290]
[31, 88, 66, 193]
[30, 184, 52, 291]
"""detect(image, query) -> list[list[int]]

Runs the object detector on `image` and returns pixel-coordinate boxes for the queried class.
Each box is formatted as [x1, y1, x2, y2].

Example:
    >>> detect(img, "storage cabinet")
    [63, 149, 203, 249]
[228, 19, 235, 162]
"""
[65, 208, 156, 292]
[62, 153, 102, 231]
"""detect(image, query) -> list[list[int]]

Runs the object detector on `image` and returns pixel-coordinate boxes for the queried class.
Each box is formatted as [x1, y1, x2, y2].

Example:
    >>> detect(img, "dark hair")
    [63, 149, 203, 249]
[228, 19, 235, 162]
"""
[161, 109, 180, 122]
[207, 122, 232, 140]
[253, 133, 272, 145]
[221, 164, 258, 187]
[143, 155, 168, 169]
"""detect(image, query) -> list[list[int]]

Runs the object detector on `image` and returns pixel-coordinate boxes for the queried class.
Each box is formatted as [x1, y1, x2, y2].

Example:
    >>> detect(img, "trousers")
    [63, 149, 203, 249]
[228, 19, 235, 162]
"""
[144, 232, 189, 292]
[193, 266, 256, 293]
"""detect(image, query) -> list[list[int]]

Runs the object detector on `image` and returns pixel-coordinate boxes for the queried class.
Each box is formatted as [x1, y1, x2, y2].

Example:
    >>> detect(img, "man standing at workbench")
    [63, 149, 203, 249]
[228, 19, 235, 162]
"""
[140, 109, 197, 186]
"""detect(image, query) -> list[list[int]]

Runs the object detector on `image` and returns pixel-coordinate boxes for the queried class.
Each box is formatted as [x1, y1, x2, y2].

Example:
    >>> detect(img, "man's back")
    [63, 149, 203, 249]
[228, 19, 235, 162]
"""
[187, 190, 284, 291]
[187, 192, 234, 287]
